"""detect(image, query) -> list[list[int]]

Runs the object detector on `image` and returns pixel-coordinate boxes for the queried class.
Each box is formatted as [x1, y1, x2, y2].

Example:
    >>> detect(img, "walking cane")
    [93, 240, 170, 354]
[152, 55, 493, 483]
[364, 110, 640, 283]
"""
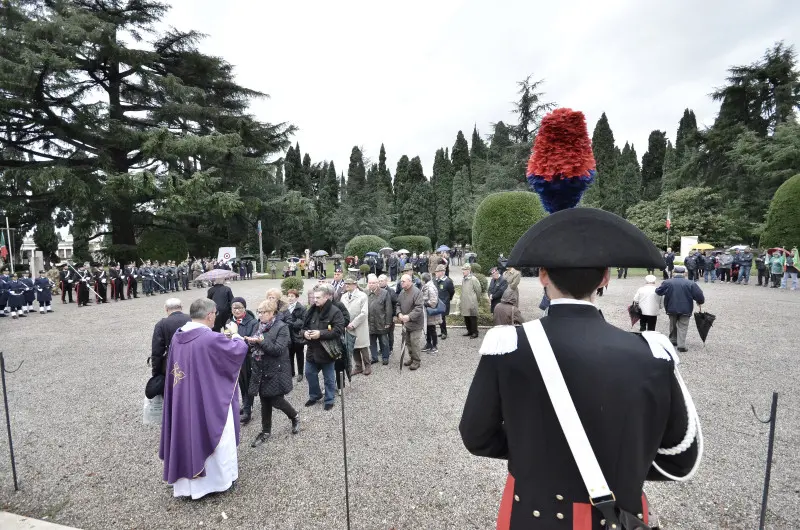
[336, 369, 352, 530]
[1, 352, 23, 490]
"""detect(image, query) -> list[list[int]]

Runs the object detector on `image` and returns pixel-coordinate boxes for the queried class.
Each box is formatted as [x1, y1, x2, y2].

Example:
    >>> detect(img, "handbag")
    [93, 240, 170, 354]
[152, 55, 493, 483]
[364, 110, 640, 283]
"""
[521, 320, 653, 529]
[426, 298, 446, 316]
[320, 336, 344, 360]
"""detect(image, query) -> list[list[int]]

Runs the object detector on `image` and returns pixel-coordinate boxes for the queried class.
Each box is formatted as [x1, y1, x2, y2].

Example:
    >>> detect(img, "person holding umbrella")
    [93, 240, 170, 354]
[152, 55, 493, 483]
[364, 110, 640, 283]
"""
[655, 266, 705, 352]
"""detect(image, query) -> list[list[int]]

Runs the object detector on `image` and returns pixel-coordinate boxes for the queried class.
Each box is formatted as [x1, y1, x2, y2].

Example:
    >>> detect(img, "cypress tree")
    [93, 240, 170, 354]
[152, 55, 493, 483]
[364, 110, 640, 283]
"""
[346, 146, 367, 201]
[585, 112, 617, 208]
[641, 130, 667, 201]
[302, 153, 314, 197]
[431, 148, 453, 243]
[377, 143, 393, 198]
[470, 125, 488, 161]
[618, 143, 642, 215]
[394, 155, 411, 209]
[450, 167, 475, 243]
[452, 131, 471, 179]
[661, 141, 679, 193]
[489, 121, 513, 162]
[675, 109, 699, 160]
[339, 174, 347, 202]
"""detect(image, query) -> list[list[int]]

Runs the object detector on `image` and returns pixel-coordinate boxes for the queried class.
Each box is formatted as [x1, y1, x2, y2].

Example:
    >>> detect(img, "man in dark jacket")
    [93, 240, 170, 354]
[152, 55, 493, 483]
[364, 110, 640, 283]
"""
[663, 248, 675, 279]
[488, 267, 508, 313]
[684, 252, 698, 282]
[736, 248, 753, 285]
[655, 265, 705, 352]
[755, 252, 769, 286]
[301, 283, 345, 411]
[379, 274, 398, 353]
[225, 297, 259, 424]
[434, 264, 455, 339]
[150, 298, 192, 391]
[367, 274, 394, 365]
[207, 278, 234, 332]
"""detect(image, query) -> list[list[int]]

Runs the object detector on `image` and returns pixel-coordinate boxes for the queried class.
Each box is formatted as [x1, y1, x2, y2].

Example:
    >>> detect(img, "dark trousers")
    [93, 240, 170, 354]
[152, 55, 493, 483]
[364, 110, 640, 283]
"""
[718, 269, 730, 282]
[114, 278, 125, 300]
[757, 269, 769, 286]
[617, 268, 628, 279]
[639, 315, 657, 332]
[239, 356, 253, 413]
[212, 310, 231, 332]
[771, 273, 782, 287]
[388, 323, 395, 351]
[289, 343, 304, 376]
[260, 395, 297, 433]
[463, 316, 478, 336]
[425, 324, 438, 348]
[127, 278, 138, 298]
[77, 284, 90, 306]
[440, 316, 448, 336]
[61, 281, 73, 303]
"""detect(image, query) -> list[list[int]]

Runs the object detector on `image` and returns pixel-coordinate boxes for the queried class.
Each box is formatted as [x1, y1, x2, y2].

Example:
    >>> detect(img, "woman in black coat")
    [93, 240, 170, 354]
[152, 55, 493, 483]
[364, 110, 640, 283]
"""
[225, 297, 259, 424]
[283, 289, 307, 382]
[207, 278, 233, 331]
[245, 298, 299, 448]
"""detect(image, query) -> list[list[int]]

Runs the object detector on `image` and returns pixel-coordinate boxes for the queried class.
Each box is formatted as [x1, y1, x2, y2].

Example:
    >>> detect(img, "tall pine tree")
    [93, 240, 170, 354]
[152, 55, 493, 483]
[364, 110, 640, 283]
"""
[451, 131, 471, 180]
[585, 112, 617, 208]
[675, 109, 699, 160]
[641, 131, 667, 201]
[393, 155, 411, 210]
[618, 143, 642, 216]
[346, 146, 367, 202]
[377, 143, 393, 199]
[470, 125, 488, 161]
[488, 121, 513, 162]
[450, 167, 474, 243]
[661, 141, 679, 193]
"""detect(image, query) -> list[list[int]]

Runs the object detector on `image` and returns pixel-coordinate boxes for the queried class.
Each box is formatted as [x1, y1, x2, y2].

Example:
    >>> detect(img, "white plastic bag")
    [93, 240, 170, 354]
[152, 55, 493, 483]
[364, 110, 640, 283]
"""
[143, 395, 163, 425]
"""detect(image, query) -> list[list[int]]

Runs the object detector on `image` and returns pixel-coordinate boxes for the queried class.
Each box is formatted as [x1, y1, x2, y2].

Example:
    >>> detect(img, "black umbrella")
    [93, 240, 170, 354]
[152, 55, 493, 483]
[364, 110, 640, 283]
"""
[694, 310, 716, 344]
[627, 303, 642, 327]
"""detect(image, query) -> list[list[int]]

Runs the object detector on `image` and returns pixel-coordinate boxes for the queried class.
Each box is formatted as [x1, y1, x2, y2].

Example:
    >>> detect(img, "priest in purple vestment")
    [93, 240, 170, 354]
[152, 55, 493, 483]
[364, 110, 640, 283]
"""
[159, 297, 249, 499]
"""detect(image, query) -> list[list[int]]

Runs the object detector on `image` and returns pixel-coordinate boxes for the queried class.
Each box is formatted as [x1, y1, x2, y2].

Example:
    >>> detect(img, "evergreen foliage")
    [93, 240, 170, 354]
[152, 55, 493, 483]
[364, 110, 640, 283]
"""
[511, 75, 556, 143]
[472, 191, 546, 272]
[389, 236, 432, 254]
[451, 131, 471, 179]
[344, 235, 390, 259]
[641, 130, 667, 200]
[281, 276, 305, 295]
[450, 167, 475, 244]
[584, 112, 617, 208]
[760, 174, 800, 248]
[470, 125, 488, 162]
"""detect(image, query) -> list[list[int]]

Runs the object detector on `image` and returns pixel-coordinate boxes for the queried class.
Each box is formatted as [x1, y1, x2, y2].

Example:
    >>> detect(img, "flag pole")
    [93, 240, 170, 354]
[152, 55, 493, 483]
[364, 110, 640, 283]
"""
[258, 220, 264, 274]
[5, 217, 14, 275]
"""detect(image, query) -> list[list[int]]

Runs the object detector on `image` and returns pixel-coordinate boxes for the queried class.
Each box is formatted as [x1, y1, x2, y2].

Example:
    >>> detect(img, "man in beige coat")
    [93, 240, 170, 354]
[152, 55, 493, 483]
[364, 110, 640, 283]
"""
[342, 276, 371, 375]
[459, 264, 482, 339]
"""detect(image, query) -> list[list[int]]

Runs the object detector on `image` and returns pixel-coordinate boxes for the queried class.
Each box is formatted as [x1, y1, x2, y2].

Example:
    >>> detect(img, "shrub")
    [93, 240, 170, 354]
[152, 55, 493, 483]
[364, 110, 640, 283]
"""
[470, 263, 482, 275]
[281, 276, 304, 295]
[359, 264, 370, 275]
[137, 229, 189, 263]
[472, 191, 546, 273]
[344, 235, 389, 260]
[760, 174, 800, 249]
[474, 272, 488, 294]
[389, 235, 431, 254]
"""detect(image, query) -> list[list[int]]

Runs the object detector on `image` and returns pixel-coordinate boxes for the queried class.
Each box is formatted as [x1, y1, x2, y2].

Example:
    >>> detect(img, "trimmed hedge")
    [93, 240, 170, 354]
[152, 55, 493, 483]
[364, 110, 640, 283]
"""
[472, 191, 546, 273]
[344, 235, 389, 260]
[760, 174, 800, 248]
[281, 276, 304, 295]
[389, 235, 431, 254]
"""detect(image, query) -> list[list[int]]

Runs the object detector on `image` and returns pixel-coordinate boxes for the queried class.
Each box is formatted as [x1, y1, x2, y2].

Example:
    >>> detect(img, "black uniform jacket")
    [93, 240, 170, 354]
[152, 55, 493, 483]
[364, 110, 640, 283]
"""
[459, 302, 700, 529]
[151, 311, 192, 376]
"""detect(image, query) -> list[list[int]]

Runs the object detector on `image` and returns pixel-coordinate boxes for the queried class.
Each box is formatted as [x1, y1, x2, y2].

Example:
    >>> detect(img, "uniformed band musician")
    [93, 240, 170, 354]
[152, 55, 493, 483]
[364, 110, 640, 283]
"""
[459, 109, 701, 530]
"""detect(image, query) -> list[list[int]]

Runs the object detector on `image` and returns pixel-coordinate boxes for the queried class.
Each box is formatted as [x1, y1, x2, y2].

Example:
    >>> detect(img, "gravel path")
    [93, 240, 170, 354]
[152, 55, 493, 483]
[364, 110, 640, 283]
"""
[0, 274, 797, 529]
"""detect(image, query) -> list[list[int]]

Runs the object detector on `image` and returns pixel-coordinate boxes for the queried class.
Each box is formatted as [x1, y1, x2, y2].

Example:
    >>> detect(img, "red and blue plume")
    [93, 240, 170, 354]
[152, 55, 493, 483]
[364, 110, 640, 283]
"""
[526, 108, 596, 214]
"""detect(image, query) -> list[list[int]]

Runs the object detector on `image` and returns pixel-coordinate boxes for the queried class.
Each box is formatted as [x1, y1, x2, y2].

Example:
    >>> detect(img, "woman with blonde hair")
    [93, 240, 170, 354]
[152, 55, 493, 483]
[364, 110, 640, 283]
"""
[245, 298, 299, 447]
[265, 287, 288, 321]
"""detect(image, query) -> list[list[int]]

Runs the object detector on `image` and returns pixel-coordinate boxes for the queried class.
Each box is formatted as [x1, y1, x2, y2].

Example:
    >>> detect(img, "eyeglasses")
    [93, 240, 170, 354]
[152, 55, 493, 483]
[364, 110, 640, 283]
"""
[232, 306, 245, 311]
[257, 310, 268, 314]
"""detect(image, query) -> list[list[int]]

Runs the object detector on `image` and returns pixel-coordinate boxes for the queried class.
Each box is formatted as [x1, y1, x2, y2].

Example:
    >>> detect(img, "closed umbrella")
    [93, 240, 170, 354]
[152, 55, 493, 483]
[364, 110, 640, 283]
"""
[627, 303, 642, 327]
[694, 310, 716, 344]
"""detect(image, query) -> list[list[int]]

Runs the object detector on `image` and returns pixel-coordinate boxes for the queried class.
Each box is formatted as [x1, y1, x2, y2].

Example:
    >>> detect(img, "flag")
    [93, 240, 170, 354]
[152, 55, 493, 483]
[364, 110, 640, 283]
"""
[0, 231, 7, 259]
[665, 207, 671, 230]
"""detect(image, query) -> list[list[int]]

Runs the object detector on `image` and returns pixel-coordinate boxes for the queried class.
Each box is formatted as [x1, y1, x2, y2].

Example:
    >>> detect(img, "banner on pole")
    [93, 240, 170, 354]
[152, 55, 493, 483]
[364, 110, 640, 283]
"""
[665, 207, 671, 230]
[217, 247, 237, 262]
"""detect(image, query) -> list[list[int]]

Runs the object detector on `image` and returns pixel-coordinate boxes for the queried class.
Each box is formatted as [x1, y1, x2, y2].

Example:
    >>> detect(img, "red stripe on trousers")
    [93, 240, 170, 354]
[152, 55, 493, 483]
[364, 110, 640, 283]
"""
[497, 473, 514, 530]
[641, 493, 649, 525]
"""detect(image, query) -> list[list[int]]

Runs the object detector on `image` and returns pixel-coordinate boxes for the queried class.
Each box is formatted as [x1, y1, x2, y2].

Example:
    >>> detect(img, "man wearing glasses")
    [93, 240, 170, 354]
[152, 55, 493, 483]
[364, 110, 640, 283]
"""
[301, 284, 345, 411]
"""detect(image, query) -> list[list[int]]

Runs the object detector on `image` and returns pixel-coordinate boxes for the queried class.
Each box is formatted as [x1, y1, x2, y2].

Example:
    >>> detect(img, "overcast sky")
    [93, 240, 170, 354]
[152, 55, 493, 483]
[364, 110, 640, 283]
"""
[159, 0, 800, 176]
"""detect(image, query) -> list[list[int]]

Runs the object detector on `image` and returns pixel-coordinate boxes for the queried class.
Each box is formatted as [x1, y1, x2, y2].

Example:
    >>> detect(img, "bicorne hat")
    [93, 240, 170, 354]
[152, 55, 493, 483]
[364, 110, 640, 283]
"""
[507, 108, 664, 269]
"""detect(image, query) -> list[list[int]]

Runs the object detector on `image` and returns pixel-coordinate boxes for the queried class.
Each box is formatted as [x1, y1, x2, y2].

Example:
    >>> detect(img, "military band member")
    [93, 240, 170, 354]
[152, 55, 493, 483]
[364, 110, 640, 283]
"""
[111, 264, 126, 301]
[59, 264, 74, 304]
[142, 261, 154, 296]
[20, 270, 36, 315]
[155, 262, 167, 294]
[178, 261, 190, 290]
[459, 109, 701, 530]
[166, 261, 176, 292]
[0, 267, 11, 316]
[34, 270, 54, 313]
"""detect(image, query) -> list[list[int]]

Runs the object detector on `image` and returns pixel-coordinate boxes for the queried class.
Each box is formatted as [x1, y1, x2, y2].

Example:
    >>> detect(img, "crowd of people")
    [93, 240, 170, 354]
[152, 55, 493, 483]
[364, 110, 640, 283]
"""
[664, 246, 799, 289]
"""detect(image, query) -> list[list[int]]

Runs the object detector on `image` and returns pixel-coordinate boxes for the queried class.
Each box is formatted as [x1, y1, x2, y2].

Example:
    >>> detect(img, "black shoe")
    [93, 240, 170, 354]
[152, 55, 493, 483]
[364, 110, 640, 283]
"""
[462, 332, 472, 337]
[241, 411, 251, 424]
[251, 432, 270, 448]
[678, 347, 688, 353]
[470, 333, 479, 339]
[304, 398, 320, 407]
[324, 403, 334, 411]
[441, 333, 447, 340]
[370, 359, 379, 364]
[382, 359, 389, 365]
[291, 415, 300, 434]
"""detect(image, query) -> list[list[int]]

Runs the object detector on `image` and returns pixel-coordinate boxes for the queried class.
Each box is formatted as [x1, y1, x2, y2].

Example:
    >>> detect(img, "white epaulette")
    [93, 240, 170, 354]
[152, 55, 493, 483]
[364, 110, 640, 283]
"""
[641, 331, 680, 364]
[479, 325, 518, 355]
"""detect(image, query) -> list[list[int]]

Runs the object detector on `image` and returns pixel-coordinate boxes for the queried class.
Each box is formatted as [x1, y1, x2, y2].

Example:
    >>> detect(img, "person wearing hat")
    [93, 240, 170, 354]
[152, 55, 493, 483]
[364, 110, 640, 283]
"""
[342, 276, 371, 376]
[34, 270, 54, 314]
[6, 272, 26, 319]
[224, 297, 259, 424]
[58, 263, 74, 304]
[460, 109, 701, 529]
[0, 267, 9, 316]
[330, 269, 345, 302]
[633, 275, 663, 332]
[459, 264, 482, 338]
[434, 264, 455, 339]
[19, 269, 35, 315]
[655, 266, 705, 352]
[74, 263, 91, 306]
[395, 263, 422, 295]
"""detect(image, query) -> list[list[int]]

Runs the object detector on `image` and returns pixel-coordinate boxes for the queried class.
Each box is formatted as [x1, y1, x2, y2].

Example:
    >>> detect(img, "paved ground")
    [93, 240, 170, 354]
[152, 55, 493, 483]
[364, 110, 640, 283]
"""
[0, 273, 797, 529]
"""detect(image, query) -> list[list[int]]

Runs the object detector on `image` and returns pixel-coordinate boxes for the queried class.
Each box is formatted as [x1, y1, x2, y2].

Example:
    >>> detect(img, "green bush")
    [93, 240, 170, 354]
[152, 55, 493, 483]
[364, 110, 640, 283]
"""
[281, 276, 304, 295]
[137, 229, 189, 263]
[344, 235, 389, 260]
[389, 235, 431, 254]
[472, 191, 546, 273]
[359, 264, 370, 275]
[761, 174, 800, 248]
[470, 263, 482, 275]
[474, 272, 488, 294]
